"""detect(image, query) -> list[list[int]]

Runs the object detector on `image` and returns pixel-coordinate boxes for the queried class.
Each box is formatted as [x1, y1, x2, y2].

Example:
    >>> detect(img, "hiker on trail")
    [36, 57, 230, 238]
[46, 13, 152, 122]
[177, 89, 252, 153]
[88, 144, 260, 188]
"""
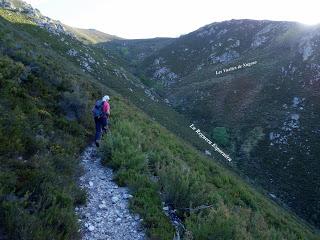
[92, 95, 110, 147]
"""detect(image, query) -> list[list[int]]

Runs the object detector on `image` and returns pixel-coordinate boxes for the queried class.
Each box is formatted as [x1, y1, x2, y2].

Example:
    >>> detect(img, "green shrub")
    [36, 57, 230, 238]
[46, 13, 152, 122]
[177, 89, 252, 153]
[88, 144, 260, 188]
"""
[211, 127, 230, 147]
[241, 126, 265, 156]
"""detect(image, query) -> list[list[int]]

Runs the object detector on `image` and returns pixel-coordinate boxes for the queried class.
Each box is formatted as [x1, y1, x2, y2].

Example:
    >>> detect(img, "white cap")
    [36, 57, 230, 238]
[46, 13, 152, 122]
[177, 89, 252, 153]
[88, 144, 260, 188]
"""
[102, 95, 110, 101]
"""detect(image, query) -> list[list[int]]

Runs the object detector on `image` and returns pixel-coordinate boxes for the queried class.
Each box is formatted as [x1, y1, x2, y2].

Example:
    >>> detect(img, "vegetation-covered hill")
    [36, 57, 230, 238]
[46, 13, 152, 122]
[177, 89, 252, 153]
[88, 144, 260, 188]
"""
[0, 1, 319, 239]
[103, 19, 320, 229]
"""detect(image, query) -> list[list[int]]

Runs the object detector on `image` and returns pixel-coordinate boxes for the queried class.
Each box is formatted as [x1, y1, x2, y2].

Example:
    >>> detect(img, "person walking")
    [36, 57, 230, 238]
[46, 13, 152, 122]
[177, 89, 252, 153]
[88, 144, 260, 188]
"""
[92, 95, 110, 147]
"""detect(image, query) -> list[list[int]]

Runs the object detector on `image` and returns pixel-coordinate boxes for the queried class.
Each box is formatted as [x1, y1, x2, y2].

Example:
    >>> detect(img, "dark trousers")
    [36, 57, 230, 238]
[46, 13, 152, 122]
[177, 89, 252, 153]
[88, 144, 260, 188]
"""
[94, 116, 108, 141]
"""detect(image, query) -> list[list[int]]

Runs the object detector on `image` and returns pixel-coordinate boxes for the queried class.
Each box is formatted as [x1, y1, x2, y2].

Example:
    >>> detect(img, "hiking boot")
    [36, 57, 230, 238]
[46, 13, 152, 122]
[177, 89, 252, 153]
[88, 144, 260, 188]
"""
[95, 140, 100, 148]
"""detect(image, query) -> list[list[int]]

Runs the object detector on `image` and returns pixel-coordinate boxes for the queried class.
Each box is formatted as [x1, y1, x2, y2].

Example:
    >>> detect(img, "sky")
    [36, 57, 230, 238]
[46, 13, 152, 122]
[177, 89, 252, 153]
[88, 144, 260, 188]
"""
[24, 0, 320, 39]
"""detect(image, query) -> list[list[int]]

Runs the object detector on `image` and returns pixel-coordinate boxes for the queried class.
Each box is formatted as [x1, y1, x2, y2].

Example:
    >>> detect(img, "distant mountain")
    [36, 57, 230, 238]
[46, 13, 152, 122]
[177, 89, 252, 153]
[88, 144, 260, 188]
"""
[63, 26, 122, 44]
[101, 37, 174, 62]
[103, 19, 320, 228]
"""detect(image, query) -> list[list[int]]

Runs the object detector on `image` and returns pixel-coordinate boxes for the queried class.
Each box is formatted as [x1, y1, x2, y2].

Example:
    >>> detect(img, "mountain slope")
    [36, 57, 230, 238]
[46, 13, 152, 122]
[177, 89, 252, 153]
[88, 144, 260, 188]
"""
[103, 19, 320, 229]
[101, 91, 317, 239]
[0, 1, 318, 239]
[100, 37, 175, 85]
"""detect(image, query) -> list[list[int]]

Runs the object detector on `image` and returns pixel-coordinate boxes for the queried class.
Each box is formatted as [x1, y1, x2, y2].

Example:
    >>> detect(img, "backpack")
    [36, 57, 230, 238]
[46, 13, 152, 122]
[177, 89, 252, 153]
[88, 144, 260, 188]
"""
[92, 100, 104, 118]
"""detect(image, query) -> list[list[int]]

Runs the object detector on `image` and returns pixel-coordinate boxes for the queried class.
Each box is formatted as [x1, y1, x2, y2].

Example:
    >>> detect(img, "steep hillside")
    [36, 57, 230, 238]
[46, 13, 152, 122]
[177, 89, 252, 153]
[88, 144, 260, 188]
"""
[0, 8, 107, 239]
[100, 93, 317, 239]
[0, 1, 319, 239]
[103, 19, 320, 229]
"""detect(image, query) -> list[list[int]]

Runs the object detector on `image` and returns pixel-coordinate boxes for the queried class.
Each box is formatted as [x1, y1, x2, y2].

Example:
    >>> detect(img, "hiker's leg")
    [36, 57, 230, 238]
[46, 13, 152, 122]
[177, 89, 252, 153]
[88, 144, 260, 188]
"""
[94, 117, 102, 141]
[102, 117, 108, 133]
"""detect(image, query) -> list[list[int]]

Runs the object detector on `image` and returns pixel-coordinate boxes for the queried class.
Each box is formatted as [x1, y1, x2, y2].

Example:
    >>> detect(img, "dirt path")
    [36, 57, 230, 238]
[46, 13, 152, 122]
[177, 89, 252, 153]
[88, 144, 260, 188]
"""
[76, 145, 145, 240]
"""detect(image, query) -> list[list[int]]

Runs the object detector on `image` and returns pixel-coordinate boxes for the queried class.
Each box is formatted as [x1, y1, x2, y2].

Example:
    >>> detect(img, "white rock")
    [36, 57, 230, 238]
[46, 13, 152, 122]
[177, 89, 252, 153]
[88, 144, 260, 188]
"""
[124, 194, 133, 199]
[88, 225, 95, 231]
[112, 196, 119, 203]
[98, 204, 106, 209]
[269, 193, 276, 198]
[119, 203, 126, 209]
[67, 49, 78, 57]
[205, 150, 212, 156]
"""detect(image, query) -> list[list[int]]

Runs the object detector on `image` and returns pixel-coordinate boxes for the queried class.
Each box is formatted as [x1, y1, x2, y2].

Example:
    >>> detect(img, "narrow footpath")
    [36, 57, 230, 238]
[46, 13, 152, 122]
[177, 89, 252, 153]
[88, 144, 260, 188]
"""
[76, 145, 146, 240]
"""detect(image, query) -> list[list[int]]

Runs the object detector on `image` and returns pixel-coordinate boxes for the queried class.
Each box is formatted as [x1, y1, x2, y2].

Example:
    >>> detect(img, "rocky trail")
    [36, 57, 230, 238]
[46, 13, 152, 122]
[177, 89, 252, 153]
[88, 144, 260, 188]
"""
[76, 145, 146, 240]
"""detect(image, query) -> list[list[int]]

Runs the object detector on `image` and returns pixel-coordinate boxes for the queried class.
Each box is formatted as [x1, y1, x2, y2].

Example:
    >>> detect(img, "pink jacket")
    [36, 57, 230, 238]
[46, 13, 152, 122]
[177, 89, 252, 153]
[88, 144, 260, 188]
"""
[103, 101, 110, 116]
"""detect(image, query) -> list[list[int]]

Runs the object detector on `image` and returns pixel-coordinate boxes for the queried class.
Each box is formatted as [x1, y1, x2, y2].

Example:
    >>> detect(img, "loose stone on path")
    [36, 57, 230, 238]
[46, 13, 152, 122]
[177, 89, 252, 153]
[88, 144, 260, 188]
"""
[76, 145, 145, 240]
